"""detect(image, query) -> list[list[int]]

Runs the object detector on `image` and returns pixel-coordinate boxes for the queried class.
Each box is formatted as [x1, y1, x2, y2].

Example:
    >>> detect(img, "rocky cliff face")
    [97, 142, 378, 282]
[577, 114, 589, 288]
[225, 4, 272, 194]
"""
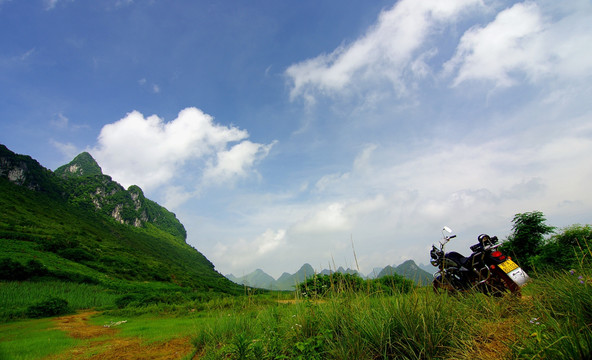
[0, 144, 60, 193]
[58, 152, 187, 241]
[0, 145, 186, 243]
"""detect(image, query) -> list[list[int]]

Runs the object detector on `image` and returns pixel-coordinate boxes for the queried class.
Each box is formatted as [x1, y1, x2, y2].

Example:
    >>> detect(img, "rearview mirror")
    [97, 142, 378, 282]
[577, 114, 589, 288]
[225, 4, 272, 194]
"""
[443, 226, 452, 233]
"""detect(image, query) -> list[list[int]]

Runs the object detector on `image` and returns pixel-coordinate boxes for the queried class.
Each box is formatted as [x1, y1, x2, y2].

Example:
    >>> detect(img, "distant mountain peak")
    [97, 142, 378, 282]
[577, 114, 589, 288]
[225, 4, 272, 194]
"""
[55, 152, 102, 178]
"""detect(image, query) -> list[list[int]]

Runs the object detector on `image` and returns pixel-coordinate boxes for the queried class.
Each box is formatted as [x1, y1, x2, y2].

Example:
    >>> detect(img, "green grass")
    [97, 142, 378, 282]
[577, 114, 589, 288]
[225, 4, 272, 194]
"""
[190, 290, 477, 359]
[0, 176, 242, 294]
[186, 268, 592, 359]
[0, 318, 83, 360]
[0, 281, 118, 322]
[512, 268, 592, 359]
[2, 268, 592, 359]
[91, 313, 202, 343]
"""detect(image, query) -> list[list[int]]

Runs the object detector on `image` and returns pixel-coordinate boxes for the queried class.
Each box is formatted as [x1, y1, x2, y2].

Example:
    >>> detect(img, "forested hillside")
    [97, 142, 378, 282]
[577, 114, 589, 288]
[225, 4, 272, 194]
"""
[0, 144, 241, 307]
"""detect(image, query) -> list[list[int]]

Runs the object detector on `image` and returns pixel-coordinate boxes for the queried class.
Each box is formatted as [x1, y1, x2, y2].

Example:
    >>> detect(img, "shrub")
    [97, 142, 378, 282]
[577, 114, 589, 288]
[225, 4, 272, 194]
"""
[533, 224, 592, 271]
[0, 258, 28, 281]
[37, 236, 79, 253]
[26, 297, 70, 318]
[298, 273, 415, 298]
[376, 274, 415, 294]
[115, 294, 141, 309]
[25, 259, 49, 278]
[58, 247, 94, 262]
[0, 258, 48, 280]
[50, 270, 98, 284]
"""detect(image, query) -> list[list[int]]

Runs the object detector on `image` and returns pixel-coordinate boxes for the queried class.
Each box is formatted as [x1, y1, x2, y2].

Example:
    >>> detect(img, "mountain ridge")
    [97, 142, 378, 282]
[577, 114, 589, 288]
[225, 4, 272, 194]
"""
[0, 144, 239, 293]
[226, 260, 433, 290]
[54, 151, 187, 241]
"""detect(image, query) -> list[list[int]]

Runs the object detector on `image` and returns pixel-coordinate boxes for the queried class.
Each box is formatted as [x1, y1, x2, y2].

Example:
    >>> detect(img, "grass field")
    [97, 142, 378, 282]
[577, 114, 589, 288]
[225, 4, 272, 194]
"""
[1, 267, 591, 359]
[0, 281, 118, 323]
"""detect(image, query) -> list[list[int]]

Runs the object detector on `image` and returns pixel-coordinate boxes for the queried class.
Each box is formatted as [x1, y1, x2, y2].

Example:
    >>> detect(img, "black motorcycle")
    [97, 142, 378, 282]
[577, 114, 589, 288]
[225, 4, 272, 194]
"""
[430, 226, 530, 295]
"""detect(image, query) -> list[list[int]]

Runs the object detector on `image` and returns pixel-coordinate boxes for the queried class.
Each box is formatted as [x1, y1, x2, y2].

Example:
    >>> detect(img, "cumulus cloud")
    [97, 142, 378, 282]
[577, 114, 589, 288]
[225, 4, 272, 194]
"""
[213, 228, 287, 271]
[445, 1, 592, 86]
[285, 0, 482, 102]
[287, 0, 592, 102]
[203, 140, 276, 185]
[90, 107, 275, 195]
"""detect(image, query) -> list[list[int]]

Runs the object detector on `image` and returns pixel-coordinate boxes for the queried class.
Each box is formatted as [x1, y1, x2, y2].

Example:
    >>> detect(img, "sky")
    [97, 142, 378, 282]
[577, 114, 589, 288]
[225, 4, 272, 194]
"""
[1, 0, 591, 279]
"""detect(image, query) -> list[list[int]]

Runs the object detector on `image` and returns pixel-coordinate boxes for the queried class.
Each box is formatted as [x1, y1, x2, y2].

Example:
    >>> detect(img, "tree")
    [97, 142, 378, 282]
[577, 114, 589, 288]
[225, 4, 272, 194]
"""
[533, 224, 592, 271]
[500, 211, 555, 271]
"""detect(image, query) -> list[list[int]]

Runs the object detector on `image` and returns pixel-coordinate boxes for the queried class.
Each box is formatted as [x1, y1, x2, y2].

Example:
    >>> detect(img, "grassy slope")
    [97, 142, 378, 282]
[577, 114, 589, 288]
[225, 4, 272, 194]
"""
[0, 177, 241, 295]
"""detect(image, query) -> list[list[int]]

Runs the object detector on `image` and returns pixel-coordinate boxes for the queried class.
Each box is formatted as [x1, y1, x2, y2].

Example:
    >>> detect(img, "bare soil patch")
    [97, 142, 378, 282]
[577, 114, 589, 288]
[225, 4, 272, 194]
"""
[46, 311, 194, 360]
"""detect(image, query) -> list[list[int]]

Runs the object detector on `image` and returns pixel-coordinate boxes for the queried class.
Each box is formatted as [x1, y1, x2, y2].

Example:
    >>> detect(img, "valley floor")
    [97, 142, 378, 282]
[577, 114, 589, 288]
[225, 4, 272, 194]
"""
[2, 270, 591, 360]
[46, 311, 193, 360]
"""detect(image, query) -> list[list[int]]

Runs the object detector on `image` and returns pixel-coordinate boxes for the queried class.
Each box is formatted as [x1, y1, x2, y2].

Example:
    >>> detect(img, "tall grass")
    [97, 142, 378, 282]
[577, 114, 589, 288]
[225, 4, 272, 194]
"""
[512, 267, 592, 359]
[190, 288, 512, 359]
[2, 264, 592, 359]
[0, 281, 117, 322]
[187, 265, 592, 360]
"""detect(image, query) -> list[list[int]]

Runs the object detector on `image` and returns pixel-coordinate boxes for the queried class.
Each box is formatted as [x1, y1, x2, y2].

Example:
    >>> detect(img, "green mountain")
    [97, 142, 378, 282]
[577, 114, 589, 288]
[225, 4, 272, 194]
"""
[55, 152, 102, 178]
[276, 264, 315, 290]
[54, 152, 186, 241]
[227, 264, 317, 291]
[230, 269, 277, 289]
[0, 144, 239, 294]
[226, 260, 432, 291]
[377, 260, 432, 285]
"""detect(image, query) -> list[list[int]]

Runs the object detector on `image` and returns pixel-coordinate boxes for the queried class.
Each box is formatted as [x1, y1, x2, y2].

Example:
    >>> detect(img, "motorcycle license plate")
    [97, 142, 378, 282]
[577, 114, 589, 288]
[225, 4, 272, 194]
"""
[498, 259, 519, 273]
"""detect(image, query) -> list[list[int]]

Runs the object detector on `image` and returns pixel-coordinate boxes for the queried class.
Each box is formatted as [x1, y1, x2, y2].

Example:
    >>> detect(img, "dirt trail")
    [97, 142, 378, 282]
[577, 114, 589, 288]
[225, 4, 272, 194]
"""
[46, 311, 194, 360]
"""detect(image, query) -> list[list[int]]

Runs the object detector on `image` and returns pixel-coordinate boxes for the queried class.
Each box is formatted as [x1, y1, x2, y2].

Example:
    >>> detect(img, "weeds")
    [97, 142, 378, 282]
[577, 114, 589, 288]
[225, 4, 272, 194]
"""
[514, 267, 592, 359]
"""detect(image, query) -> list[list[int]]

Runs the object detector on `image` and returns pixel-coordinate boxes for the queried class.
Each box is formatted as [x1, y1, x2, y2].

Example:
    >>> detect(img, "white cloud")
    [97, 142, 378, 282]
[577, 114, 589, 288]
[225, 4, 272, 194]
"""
[90, 107, 275, 195]
[205, 111, 592, 276]
[50, 113, 69, 128]
[203, 140, 276, 185]
[50, 139, 78, 160]
[44, 0, 59, 10]
[44, 0, 74, 10]
[285, 0, 483, 102]
[213, 228, 287, 272]
[293, 202, 349, 235]
[445, 1, 592, 86]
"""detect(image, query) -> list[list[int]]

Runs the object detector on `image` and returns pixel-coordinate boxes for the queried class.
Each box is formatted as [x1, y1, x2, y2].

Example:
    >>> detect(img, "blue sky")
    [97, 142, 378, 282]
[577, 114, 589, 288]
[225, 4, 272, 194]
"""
[1, 0, 591, 278]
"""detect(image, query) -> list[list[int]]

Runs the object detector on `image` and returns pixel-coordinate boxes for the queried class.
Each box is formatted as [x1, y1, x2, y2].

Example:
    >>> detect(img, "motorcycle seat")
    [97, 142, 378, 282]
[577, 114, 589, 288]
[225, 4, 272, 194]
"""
[445, 251, 471, 268]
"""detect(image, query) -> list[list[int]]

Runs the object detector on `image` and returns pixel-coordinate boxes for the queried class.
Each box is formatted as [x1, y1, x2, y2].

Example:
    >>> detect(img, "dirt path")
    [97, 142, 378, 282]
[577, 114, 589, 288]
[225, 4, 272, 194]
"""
[45, 311, 194, 360]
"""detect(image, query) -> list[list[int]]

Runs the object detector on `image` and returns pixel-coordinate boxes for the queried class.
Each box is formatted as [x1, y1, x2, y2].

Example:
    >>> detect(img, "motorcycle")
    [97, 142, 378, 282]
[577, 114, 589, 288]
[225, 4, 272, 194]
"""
[430, 226, 530, 295]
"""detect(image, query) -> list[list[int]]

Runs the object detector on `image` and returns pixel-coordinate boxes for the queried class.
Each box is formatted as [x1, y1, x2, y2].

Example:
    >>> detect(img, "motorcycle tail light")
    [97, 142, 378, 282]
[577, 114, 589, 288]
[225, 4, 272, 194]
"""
[491, 251, 502, 258]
